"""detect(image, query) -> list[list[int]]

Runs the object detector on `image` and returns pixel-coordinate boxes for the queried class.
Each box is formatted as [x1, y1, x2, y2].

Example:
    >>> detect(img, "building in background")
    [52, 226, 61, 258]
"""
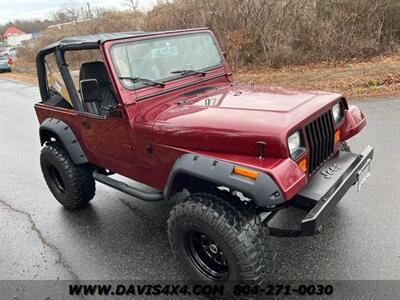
[1, 25, 32, 46]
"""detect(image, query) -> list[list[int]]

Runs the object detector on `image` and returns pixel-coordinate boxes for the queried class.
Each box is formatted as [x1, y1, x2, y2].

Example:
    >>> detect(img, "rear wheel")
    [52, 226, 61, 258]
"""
[40, 141, 95, 209]
[168, 192, 272, 298]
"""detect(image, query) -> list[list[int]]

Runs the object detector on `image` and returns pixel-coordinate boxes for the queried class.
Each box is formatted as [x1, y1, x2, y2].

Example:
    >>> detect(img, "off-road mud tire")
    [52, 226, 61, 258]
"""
[40, 141, 95, 209]
[168, 192, 272, 299]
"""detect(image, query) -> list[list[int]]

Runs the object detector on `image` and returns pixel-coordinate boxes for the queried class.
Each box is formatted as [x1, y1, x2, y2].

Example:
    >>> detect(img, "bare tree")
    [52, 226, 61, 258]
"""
[61, 1, 82, 23]
[12, 0, 400, 71]
[124, 0, 142, 29]
[126, 0, 140, 12]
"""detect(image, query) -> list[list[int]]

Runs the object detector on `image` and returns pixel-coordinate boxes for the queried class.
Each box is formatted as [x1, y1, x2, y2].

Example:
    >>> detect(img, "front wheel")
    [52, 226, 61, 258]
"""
[40, 141, 95, 209]
[167, 192, 272, 298]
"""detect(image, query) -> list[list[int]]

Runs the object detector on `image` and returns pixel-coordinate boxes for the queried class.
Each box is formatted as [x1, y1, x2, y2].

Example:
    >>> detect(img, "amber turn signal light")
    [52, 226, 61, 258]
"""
[334, 129, 341, 144]
[232, 166, 259, 180]
[297, 158, 307, 172]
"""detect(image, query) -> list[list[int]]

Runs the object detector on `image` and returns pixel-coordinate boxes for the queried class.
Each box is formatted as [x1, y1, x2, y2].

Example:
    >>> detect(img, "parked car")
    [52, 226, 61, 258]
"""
[34, 28, 373, 298]
[2, 46, 22, 59]
[0, 55, 12, 72]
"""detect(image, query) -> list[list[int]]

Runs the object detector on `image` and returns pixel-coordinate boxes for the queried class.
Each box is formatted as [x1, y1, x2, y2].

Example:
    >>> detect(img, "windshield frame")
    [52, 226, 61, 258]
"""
[109, 31, 224, 91]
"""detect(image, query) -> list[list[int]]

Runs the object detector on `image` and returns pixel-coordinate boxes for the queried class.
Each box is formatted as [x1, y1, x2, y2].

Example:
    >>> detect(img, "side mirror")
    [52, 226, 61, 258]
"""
[222, 51, 227, 60]
[80, 79, 100, 103]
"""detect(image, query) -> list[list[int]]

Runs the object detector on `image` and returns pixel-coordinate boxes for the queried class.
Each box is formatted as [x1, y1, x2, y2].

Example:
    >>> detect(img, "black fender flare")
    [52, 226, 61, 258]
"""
[39, 118, 88, 164]
[164, 154, 285, 207]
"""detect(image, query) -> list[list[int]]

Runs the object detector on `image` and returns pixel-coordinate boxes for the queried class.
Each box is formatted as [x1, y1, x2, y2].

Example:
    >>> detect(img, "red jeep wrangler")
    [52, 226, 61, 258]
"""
[35, 28, 373, 292]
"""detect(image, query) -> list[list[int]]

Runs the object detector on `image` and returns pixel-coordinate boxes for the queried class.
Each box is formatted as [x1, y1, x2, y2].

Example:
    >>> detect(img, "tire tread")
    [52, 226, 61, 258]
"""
[40, 141, 95, 209]
[168, 192, 272, 286]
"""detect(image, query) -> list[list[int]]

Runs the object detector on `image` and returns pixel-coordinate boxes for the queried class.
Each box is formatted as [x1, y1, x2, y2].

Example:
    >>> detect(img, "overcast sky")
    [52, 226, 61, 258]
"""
[0, 0, 156, 25]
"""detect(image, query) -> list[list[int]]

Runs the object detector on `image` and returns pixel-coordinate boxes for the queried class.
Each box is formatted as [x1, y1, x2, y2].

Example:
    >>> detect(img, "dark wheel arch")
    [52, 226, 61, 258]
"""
[39, 118, 88, 164]
[40, 141, 95, 209]
[164, 154, 285, 207]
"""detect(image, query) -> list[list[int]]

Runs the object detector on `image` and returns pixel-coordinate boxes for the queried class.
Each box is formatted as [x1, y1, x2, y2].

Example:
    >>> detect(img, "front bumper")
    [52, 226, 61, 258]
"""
[298, 145, 374, 235]
[0, 66, 11, 71]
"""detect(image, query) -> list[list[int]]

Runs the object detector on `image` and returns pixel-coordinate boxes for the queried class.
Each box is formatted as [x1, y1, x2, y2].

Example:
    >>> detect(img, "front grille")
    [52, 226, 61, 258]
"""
[305, 111, 335, 174]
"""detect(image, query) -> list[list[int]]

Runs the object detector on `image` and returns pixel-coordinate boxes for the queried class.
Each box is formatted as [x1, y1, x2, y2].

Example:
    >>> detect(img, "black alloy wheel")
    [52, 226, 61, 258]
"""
[185, 230, 228, 280]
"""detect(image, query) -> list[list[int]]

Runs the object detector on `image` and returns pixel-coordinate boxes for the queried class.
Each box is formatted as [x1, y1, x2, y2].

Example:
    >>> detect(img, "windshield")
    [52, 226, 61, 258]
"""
[111, 32, 223, 89]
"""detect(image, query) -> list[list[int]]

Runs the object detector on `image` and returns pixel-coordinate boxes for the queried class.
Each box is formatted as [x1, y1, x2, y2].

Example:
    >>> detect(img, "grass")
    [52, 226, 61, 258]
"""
[1, 54, 399, 100]
[234, 55, 400, 99]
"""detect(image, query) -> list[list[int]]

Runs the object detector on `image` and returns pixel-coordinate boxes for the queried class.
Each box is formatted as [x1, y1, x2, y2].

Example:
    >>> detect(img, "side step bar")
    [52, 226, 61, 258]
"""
[92, 170, 164, 202]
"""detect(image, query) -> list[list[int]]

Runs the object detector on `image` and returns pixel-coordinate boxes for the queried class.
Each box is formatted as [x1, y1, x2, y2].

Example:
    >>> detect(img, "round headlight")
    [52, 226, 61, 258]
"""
[332, 103, 343, 124]
[288, 131, 304, 159]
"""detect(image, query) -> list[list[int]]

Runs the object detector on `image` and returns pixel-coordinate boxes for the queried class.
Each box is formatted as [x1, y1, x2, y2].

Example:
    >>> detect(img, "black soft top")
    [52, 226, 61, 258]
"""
[37, 28, 209, 55]
[38, 32, 145, 55]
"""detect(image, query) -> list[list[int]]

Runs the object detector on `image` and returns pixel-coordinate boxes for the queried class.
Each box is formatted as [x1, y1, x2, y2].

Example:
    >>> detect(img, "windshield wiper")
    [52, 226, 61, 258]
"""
[171, 69, 207, 77]
[119, 76, 165, 88]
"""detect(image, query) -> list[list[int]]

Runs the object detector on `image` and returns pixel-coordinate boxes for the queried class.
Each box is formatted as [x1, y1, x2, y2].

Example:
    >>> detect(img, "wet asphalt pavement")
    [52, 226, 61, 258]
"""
[0, 78, 399, 298]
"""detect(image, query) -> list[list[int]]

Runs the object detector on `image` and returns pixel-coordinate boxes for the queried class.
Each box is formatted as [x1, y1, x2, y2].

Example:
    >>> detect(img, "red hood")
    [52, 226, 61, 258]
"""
[152, 86, 343, 157]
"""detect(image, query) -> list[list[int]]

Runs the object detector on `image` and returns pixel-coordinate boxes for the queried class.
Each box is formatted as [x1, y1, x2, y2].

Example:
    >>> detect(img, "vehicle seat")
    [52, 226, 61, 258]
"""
[45, 94, 72, 109]
[79, 61, 117, 115]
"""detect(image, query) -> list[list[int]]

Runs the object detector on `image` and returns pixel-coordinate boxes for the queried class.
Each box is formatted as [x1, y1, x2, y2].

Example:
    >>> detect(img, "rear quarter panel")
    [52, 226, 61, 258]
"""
[34, 103, 97, 164]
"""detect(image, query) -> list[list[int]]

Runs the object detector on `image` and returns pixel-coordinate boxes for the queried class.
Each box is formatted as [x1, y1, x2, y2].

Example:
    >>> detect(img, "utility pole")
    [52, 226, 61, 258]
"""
[86, 2, 92, 19]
